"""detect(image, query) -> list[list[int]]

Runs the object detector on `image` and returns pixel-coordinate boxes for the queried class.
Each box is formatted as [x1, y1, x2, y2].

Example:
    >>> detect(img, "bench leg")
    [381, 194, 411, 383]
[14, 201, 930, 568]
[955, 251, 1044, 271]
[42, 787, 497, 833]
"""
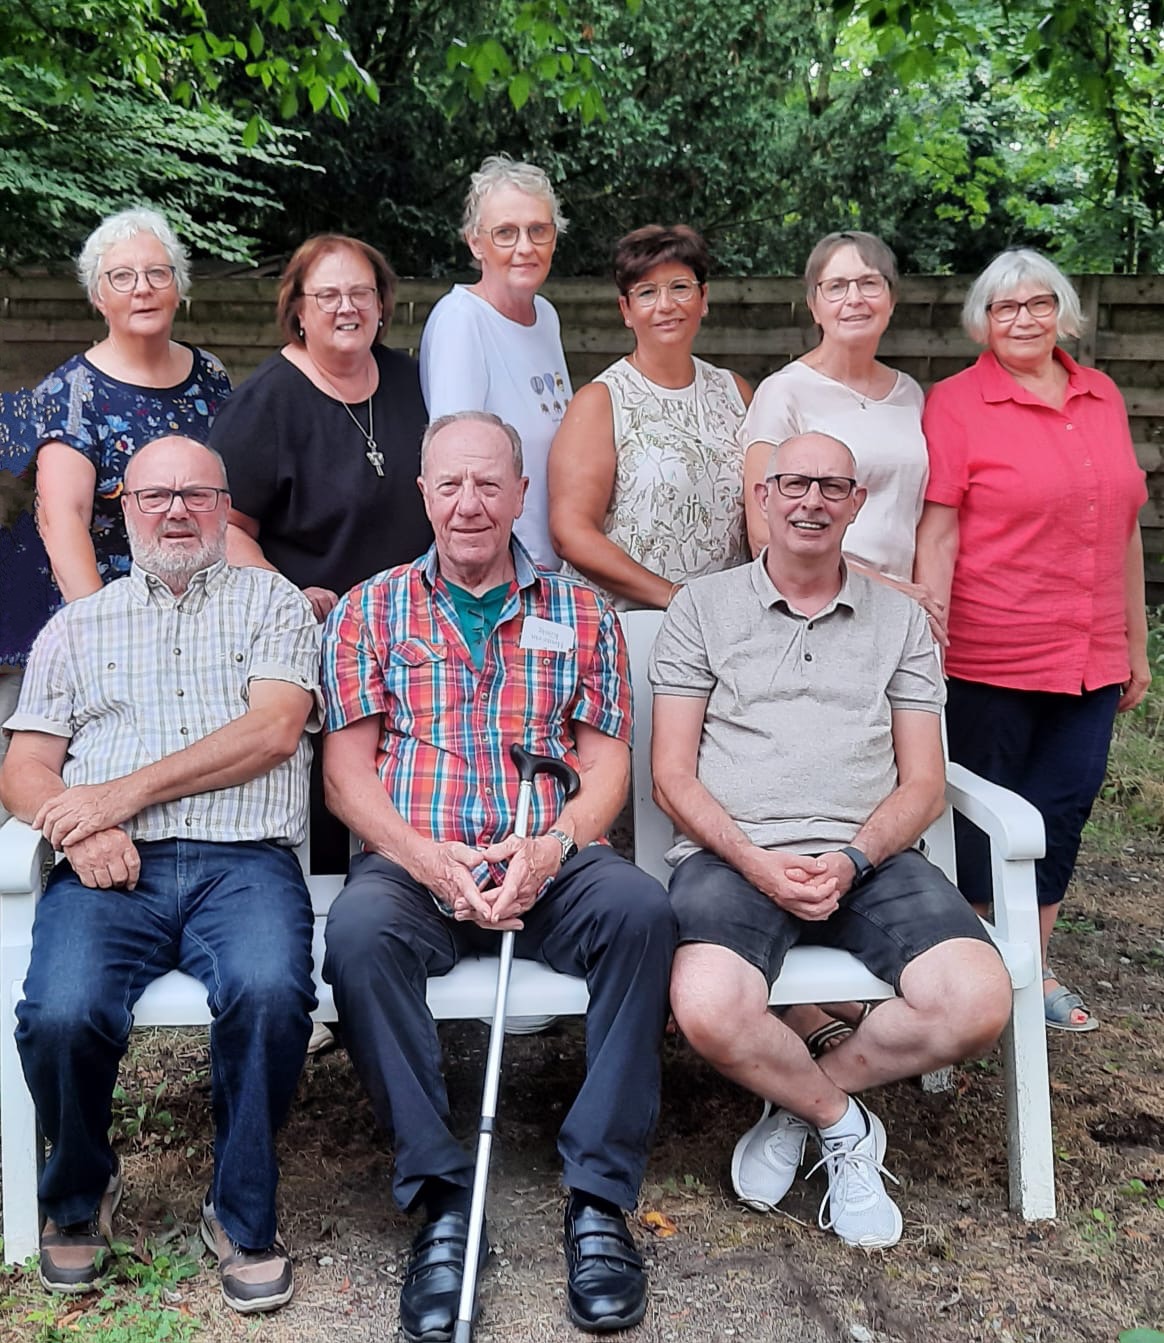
[1002, 975, 1056, 1220]
[1, 997, 41, 1263]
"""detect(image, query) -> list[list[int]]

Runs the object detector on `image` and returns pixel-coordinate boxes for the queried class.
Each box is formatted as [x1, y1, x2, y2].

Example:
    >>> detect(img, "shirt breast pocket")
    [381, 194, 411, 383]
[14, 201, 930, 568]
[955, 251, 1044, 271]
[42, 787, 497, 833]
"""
[524, 647, 580, 707]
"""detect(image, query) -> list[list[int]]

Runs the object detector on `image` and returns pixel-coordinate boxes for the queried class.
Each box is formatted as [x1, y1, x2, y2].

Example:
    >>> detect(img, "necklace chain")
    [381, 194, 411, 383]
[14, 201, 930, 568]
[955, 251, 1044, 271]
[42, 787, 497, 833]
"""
[308, 355, 385, 476]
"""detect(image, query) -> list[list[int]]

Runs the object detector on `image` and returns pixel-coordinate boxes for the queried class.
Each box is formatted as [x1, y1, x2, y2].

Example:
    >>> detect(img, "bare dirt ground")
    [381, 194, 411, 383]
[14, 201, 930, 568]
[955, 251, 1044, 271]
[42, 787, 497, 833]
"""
[2, 842, 1163, 1343]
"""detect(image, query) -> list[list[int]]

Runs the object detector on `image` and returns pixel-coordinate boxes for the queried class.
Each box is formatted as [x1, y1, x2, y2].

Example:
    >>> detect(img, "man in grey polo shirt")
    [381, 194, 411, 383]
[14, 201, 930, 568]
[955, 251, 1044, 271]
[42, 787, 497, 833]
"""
[649, 431, 1012, 1250]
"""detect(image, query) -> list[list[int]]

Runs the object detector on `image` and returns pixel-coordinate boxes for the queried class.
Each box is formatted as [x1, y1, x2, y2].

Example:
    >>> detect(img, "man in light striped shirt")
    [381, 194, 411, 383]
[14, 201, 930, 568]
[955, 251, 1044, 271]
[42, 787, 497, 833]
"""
[0, 436, 321, 1315]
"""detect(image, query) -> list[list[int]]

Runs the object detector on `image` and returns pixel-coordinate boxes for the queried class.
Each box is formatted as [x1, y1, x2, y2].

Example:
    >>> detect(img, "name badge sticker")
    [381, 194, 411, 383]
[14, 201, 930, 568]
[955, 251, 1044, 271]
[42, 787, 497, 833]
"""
[520, 615, 576, 652]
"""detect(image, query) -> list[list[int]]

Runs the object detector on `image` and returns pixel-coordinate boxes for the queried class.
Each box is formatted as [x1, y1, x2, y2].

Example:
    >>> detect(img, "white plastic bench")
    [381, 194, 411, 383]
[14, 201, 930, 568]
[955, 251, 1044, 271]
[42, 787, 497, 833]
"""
[0, 608, 1055, 1264]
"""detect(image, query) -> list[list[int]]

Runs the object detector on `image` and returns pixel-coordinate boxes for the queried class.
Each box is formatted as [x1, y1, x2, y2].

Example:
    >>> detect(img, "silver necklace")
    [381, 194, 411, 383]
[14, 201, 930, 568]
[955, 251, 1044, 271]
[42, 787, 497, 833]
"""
[310, 356, 384, 476]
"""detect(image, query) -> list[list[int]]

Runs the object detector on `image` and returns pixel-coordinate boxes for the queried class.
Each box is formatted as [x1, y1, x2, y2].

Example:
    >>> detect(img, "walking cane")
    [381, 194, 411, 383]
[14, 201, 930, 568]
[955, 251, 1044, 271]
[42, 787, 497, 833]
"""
[453, 743, 581, 1343]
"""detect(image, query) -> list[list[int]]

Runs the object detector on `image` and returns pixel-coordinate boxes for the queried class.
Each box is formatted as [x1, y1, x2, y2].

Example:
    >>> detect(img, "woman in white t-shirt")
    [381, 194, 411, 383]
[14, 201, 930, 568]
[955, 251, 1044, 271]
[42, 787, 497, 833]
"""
[419, 155, 572, 570]
[742, 231, 938, 618]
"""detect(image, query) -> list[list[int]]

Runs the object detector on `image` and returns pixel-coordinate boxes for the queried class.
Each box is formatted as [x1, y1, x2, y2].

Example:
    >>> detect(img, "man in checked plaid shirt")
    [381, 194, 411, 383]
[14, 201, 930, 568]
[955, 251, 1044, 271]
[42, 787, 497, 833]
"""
[321, 410, 677, 1341]
[0, 436, 320, 1314]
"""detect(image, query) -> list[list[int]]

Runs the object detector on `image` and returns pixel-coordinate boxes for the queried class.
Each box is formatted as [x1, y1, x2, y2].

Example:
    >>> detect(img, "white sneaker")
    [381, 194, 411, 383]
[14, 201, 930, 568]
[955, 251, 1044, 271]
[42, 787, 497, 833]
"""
[730, 1102, 810, 1211]
[807, 1098, 902, 1249]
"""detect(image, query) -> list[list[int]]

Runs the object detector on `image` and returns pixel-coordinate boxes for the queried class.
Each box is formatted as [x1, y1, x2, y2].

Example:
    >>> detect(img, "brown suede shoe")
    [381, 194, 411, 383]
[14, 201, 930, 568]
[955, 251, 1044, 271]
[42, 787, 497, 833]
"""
[200, 1196, 293, 1314]
[39, 1162, 123, 1293]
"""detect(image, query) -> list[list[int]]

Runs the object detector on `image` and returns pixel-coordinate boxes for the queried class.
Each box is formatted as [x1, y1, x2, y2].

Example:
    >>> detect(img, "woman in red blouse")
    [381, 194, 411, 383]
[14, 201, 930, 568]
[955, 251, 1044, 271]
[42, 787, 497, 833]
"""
[915, 248, 1149, 1034]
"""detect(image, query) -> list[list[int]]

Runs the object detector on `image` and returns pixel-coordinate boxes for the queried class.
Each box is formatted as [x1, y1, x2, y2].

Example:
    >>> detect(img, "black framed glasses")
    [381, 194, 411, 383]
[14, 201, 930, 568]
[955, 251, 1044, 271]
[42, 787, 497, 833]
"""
[103, 265, 177, 293]
[816, 274, 888, 303]
[127, 487, 226, 513]
[766, 474, 857, 501]
[986, 293, 1059, 323]
[626, 279, 703, 308]
[486, 222, 557, 247]
[302, 286, 379, 312]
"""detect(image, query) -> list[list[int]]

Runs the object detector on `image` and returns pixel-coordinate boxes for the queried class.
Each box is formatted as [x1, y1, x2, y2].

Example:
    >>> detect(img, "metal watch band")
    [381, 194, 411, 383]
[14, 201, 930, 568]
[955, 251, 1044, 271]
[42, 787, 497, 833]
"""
[547, 827, 578, 867]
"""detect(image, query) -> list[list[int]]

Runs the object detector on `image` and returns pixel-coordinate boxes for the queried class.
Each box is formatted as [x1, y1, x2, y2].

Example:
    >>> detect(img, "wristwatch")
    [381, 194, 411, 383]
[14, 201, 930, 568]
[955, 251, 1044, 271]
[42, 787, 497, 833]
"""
[838, 845, 875, 886]
[547, 827, 579, 868]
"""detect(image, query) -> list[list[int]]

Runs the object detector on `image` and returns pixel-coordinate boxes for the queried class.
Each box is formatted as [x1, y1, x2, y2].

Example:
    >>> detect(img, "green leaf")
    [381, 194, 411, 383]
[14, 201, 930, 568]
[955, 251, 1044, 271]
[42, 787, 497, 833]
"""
[508, 70, 532, 110]
[248, 23, 264, 57]
[242, 113, 261, 147]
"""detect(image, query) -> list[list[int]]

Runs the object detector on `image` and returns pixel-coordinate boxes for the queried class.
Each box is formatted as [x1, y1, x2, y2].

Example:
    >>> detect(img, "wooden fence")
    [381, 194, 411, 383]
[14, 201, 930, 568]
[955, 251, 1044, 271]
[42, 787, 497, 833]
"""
[3, 273, 1163, 594]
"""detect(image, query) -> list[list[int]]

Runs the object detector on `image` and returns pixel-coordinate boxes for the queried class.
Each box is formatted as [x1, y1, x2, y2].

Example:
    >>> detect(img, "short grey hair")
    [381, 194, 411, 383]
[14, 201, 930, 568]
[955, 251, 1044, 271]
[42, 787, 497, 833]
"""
[804, 231, 899, 303]
[962, 247, 1083, 345]
[77, 207, 191, 304]
[765, 432, 858, 481]
[421, 411, 524, 477]
[461, 154, 568, 242]
[123, 436, 229, 491]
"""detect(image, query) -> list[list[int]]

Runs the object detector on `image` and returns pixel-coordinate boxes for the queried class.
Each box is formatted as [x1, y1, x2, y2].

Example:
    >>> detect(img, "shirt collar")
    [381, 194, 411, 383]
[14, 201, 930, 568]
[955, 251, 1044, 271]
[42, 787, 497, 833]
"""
[127, 558, 229, 608]
[750, 549, 857, 617]
[420, 537, 542, 595]
[976, 346, 1098, 405]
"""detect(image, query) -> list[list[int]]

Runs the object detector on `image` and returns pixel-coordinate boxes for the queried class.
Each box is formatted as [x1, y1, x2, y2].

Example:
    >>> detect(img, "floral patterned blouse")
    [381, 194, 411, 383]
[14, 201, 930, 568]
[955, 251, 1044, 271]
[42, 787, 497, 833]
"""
[30, 346, 231, 585]
[560, 356, 748, 609]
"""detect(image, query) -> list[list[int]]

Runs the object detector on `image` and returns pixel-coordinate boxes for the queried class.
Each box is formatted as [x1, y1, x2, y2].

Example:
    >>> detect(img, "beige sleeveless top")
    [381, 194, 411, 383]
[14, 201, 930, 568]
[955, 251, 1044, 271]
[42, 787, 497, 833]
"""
[562, 356, 748, 609]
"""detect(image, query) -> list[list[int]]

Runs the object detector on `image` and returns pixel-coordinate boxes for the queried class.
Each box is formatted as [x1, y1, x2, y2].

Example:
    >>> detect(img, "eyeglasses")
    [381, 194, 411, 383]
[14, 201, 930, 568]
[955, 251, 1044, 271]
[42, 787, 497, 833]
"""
[986, 293, 1059, 323]
[127, 487, 226, 513]
[485, 223, 557, 247]
[103, 265, 177, 293]
[302, 286, 379, 312]
[625, 279, 703, 308]
[766, 474, 857, 501]
[815, 274, 888, 303]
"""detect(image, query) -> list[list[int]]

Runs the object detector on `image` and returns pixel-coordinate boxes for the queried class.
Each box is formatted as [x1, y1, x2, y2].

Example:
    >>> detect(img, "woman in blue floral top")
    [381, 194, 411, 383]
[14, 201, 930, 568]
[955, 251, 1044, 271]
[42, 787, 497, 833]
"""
[31, 207, 231, 598]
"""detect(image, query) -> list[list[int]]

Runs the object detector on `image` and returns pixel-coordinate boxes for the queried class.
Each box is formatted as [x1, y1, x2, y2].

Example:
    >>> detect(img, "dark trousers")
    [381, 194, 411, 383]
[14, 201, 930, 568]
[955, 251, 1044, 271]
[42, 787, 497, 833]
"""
[16, 839, 316, 1247]
[945, 677, 1121, 908]
[323, 845, 677, 1213]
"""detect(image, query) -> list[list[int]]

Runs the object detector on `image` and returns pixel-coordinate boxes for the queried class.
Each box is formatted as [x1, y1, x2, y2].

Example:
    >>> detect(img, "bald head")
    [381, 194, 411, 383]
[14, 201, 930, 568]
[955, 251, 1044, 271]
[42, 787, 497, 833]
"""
[124, 436, 228, 493]
[765, 432, 857, 483]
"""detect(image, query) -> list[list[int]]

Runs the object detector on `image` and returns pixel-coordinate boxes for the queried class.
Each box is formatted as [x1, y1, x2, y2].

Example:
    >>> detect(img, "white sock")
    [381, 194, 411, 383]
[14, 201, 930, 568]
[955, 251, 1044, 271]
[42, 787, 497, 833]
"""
[818, 1096, 866, 1145]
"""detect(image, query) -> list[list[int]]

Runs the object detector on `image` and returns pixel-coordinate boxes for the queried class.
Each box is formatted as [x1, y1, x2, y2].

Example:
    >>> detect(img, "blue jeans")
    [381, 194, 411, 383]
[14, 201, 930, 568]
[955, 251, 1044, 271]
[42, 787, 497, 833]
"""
[16, 839, 316, 1248]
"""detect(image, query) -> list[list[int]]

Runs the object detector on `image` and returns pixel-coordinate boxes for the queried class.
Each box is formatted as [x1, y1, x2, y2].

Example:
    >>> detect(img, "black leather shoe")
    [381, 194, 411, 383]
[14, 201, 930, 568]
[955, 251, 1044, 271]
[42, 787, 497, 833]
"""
[399, 1211, 489, 1343]
[563, 1194, 647, 1332]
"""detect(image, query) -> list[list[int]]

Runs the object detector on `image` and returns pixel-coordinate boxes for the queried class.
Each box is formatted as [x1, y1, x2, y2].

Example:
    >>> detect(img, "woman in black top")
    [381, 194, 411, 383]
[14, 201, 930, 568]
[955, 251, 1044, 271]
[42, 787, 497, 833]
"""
[211, 235, 432, 876]
[211, 234, 432, 620]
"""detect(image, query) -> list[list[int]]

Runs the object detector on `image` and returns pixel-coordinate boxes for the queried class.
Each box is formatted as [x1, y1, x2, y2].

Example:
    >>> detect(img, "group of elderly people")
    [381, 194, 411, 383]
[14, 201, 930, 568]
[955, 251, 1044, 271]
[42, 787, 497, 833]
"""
[0, 151, 1147, 1336]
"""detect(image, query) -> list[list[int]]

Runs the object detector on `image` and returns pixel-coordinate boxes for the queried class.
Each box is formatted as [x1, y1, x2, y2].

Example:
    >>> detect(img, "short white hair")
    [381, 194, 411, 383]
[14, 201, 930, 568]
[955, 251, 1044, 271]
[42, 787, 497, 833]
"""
[77, 207, 191, 304]
[962, 247, 1083, 345]
[461, 154, 568, 241]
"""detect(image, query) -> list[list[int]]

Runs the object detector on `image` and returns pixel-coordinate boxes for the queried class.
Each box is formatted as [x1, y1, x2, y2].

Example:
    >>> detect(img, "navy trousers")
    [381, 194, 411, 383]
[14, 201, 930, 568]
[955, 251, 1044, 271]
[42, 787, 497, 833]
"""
[945, 677, 1121, 908]
[323, 845, 677, 1213]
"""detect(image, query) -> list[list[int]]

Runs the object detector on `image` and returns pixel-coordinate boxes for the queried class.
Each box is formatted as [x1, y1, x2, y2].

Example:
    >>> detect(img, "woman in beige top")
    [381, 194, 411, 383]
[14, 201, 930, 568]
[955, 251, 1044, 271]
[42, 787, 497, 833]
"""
[549, 225, 751, 609]
[741, 231, 938, 622]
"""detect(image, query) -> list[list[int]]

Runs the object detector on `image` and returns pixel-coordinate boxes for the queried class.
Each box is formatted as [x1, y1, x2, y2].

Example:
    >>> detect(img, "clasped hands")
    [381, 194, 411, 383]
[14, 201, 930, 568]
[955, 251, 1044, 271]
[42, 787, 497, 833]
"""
[743, 848, 856, 922]
[418, 834, 562, 931]
[33, 783, 141, 891]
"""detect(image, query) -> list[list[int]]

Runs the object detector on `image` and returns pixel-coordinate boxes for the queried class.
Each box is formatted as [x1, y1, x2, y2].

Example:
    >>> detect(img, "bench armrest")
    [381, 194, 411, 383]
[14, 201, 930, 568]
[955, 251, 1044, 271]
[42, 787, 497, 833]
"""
[0, 819, 50, 897]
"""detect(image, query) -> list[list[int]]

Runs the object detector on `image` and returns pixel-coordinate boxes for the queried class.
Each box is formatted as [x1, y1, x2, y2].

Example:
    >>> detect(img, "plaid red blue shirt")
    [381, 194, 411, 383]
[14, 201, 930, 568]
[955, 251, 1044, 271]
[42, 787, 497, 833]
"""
[322, 542, 631, 885]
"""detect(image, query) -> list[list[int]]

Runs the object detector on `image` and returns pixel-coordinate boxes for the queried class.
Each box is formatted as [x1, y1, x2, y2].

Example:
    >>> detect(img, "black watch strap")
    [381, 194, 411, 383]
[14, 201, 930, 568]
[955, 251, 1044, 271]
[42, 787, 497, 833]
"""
[838, 845, 874, 885]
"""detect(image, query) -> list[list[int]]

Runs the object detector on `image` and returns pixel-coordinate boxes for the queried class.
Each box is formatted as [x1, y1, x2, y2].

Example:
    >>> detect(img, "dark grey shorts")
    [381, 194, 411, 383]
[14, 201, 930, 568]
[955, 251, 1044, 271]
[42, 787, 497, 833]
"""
[668, 848, 997, 992]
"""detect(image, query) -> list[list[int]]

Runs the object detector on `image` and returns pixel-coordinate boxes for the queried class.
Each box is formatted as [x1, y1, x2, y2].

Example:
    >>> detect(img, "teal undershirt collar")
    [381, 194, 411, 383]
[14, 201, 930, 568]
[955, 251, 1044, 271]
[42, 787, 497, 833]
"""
[444, 580, 512, 670]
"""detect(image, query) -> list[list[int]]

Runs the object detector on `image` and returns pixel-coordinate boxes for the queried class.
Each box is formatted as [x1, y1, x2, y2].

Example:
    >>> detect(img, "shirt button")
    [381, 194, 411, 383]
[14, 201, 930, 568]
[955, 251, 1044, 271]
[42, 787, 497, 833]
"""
[484, 785, 493, 794]
[235, 653, 244, 662]
[179, 726, 188, 735]
[173, 648, 181, 656]
[805, 652, 814, 662]
[185, 818, 192, 827]
[1065, 423, 1074, 430]
[176, 688, 184, 697]
[807, 623, 814, 631]
[107, 661, 116, 670]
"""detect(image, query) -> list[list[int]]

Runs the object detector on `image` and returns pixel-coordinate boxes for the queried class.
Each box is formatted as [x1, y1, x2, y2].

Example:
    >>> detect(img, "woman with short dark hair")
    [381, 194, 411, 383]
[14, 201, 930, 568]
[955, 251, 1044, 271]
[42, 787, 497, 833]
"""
[549, 224, 751, 609]
[916, 247, 1149, 1033]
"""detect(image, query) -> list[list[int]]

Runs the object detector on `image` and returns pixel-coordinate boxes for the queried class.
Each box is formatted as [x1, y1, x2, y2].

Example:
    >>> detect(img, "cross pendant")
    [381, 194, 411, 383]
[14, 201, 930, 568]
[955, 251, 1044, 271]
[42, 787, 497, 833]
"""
[366, 442, 385, 477]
